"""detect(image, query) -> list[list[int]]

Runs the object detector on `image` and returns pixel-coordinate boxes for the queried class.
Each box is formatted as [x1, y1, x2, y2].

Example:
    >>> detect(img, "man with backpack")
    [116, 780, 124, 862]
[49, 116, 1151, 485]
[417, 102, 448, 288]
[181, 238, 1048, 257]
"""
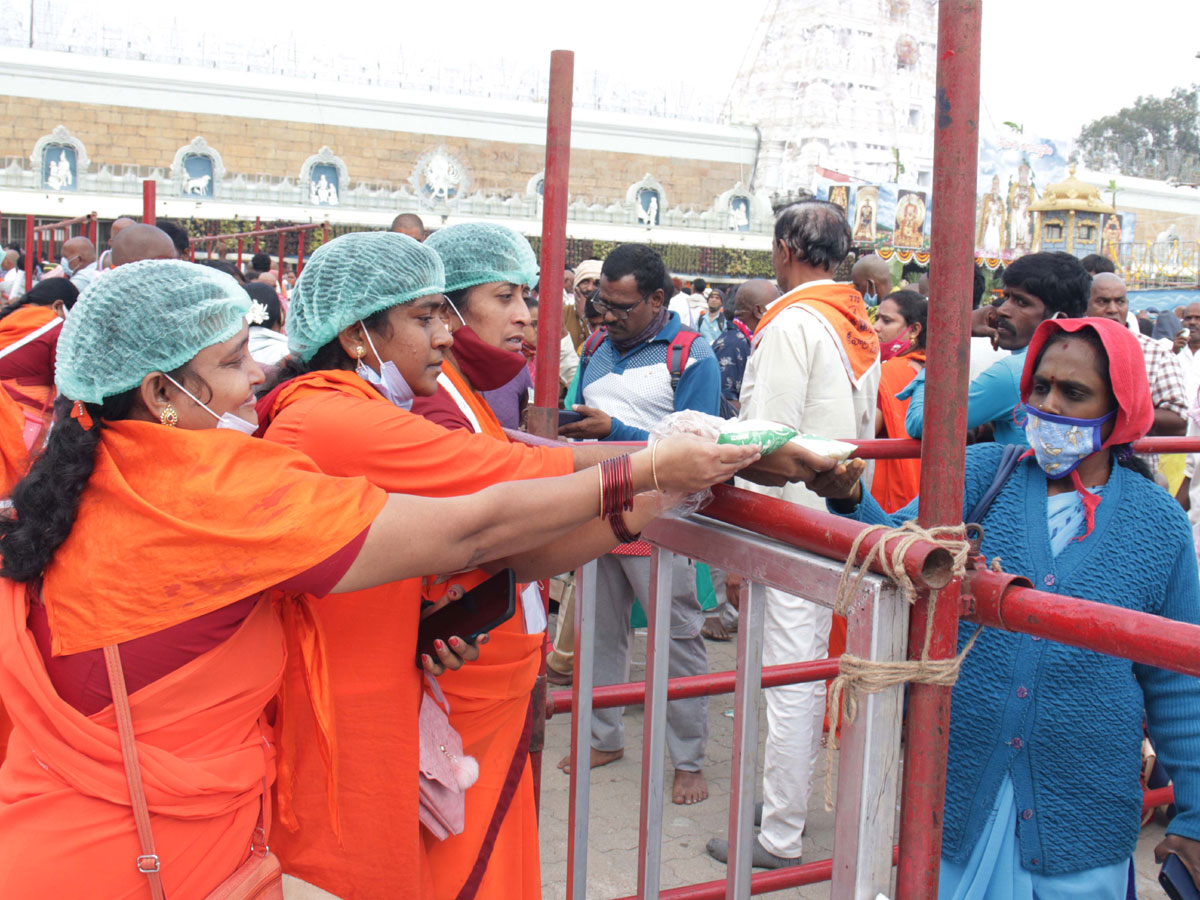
[557, 243, 721, 806]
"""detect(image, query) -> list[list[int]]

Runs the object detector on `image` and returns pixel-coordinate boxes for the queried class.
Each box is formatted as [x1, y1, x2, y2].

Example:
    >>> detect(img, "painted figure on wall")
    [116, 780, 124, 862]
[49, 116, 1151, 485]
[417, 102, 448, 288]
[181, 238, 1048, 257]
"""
[1102, 214, 1122, 264]
[182, 154, 215, 198]
[637, 189, 661, 226]
[853, 186, 878, 241]
[730, 196, 751, 232]
[977, 175, 1005, 254]
[828, 184, 850, 214]
[893, 190, 927, 248]
[309, 165, 340, 206]
[43, 147, 76, 192]
[1007, 159, 1034, 251]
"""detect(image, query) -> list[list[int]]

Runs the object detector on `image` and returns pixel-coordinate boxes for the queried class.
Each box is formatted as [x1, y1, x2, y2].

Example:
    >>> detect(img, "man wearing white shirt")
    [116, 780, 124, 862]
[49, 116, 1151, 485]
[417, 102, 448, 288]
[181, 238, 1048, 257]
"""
[707, 200, 880, 869]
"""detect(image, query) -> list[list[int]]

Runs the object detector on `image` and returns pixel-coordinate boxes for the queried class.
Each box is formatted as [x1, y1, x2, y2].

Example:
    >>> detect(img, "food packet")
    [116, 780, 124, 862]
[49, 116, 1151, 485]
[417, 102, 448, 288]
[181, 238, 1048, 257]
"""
[717, 418, 797, 455]
[788, 434, 857, 462]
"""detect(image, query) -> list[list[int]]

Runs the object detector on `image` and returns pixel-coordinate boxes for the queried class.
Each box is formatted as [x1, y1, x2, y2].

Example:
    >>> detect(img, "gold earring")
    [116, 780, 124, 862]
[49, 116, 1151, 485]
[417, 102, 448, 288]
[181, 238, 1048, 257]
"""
[354, 345, 365, 359]
[160, 404, 178, 427]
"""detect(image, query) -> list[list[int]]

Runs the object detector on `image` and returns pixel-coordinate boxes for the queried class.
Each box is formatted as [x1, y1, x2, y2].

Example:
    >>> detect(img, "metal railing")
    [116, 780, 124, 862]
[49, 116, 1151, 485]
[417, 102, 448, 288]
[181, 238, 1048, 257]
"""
[187, 222, 330, 277]
[26, 211, 97, 292]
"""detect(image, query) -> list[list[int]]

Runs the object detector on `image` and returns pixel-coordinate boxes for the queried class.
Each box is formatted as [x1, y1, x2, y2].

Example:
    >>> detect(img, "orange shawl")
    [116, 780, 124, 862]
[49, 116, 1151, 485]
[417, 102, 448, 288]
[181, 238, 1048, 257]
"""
[753, 282, 879, 386]
[871, 351, 926, 513]
[0, 387, 29, 497]
[438, 361, 508, 440]
[262, 369, 569, 900]
[0, 306, 58, 352]
[0, 587, 285, 900]
[41, 419, 386, 655]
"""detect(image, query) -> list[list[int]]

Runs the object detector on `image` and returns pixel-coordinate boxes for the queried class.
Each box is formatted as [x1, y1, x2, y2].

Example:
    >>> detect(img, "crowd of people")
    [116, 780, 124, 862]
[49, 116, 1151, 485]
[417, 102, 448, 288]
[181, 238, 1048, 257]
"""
[0, 197, 1196, 900]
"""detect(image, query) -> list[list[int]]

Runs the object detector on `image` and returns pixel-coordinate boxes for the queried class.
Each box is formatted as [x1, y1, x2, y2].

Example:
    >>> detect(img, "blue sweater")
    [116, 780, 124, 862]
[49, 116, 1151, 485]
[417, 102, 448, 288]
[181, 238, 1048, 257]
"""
[578, 312, 721, 441]
[833, 443, 1200, 874]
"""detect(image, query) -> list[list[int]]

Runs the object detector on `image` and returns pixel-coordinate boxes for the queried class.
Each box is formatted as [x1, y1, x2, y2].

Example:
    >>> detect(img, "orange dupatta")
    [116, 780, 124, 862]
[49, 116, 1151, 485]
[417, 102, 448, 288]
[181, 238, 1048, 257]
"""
[41, 419, 385, 655]
[871, 351, 926, 513]
[0, 305, 58, 351]
[753, 282, 879, 387]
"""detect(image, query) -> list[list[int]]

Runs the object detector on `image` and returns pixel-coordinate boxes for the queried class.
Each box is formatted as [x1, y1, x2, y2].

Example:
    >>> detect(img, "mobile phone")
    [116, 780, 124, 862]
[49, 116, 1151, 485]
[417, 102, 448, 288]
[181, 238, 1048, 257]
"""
[1161, 853, 1200, 900]
[416, 568, 516, 664]
[557, 408, 585, 426]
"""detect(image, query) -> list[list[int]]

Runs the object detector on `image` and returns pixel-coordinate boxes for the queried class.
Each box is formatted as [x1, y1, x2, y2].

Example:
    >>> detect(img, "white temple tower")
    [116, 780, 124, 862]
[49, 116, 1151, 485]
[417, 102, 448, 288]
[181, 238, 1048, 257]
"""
[729, 0, 938, 202]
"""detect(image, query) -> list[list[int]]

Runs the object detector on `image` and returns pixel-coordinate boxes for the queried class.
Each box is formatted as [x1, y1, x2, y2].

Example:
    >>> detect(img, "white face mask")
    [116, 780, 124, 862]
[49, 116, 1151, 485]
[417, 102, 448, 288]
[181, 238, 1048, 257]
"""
[162, 373, 258, 435]
[60, 256, 75, 278]
[356, 322, 416, 410]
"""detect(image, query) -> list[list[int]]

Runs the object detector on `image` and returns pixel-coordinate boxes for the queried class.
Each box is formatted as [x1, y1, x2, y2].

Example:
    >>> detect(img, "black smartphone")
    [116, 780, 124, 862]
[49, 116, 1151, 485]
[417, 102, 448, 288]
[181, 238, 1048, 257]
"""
[1161, 853, 1200, 900]
[416, 568, 516, 664]
[558, 408, 585, 426]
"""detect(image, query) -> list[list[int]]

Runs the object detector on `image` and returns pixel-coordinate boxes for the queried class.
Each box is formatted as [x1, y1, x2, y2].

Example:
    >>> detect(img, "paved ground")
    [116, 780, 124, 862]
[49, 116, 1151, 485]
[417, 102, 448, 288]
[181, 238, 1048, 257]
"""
[538, 620, 1171, 899]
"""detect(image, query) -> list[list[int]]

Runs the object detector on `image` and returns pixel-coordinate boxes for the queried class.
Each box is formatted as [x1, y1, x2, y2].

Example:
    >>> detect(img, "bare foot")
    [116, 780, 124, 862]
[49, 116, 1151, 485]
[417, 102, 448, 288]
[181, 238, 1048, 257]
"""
[672, 768, 708, 805]
[701, 616, 735, 641]
[557, 747, 624, 774]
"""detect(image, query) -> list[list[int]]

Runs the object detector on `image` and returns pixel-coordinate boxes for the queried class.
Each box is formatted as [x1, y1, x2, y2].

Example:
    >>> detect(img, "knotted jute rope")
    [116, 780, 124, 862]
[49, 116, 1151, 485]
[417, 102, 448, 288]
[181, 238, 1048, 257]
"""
[823, 520, 979, 811]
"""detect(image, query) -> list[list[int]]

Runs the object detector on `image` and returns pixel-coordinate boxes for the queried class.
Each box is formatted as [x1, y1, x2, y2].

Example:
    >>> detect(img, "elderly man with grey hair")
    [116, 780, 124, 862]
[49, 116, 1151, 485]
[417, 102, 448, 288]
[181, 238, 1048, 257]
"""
[707, 201, 881, 870]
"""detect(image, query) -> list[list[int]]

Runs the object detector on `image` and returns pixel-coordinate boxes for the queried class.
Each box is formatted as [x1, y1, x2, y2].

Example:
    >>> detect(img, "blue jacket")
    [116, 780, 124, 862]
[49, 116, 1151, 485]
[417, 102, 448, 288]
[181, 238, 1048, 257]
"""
[833, 443, 1200, 874]
[578, 312, 721, 441]
[902, 348, 1028, 446]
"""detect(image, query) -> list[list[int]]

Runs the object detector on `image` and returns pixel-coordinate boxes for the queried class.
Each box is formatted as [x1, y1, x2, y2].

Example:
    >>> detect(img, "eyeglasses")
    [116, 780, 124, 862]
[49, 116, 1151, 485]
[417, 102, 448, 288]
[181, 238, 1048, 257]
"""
[592, 293, 650, 322]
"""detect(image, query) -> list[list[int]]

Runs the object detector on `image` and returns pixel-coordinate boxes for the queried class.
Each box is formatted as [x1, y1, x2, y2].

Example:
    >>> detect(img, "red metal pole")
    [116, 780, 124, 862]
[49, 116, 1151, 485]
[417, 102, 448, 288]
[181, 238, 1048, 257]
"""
[527, 49, 574, 820]
[24, 214, 34, 293]
[277, 234, 285, 285]
[296, 231, 305, 275]
[253, 217, 261, 253]
[849, 436, 1200, 460]
[528, 49, 574, 441]
[896, 4, 982, 898]
[88, 213, 97, 247]
[237, 237, 243, 272]
[142, 179, 156, 225]
[705, 484, 957, 589]
[546, 658, 840, 716]
[963, 571, 1200, 678]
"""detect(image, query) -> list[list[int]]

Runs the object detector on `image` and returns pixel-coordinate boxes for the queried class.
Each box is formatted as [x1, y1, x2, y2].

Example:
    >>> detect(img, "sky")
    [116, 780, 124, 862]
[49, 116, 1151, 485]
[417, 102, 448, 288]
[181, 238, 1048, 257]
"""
[6, 0, 1199, 141]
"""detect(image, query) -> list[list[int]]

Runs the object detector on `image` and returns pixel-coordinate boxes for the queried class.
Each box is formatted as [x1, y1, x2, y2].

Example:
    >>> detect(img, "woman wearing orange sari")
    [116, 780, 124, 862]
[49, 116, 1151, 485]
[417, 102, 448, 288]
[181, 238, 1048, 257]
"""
[0, 259, 755, 900]
[869, 289, 928, 513]
[260, 231, 764, 900]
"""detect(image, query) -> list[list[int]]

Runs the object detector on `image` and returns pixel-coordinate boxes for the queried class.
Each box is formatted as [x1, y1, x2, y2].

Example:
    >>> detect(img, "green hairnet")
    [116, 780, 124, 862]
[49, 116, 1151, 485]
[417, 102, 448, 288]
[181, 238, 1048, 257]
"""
[56, 259, 250, 404]
[426, 223, 539, 293]
[287, 231, 446, 362]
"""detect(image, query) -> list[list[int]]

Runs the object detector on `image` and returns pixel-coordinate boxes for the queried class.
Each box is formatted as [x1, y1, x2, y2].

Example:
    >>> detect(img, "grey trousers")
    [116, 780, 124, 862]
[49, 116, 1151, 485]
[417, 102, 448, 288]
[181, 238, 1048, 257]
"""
[590, 552, 708, 771]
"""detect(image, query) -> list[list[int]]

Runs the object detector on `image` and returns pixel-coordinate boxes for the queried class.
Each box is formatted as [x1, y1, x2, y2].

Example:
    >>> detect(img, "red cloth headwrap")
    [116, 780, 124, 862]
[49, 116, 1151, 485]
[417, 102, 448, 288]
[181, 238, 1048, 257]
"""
[1020, 316, 1154, 448]
[1018, 317, 1154, 541]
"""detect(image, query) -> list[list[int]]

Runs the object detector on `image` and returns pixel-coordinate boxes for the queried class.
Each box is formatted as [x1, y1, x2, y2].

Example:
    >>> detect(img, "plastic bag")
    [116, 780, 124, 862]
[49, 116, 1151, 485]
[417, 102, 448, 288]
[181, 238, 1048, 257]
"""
[647, 410, 727, 517]
[718, 418, 798, 455]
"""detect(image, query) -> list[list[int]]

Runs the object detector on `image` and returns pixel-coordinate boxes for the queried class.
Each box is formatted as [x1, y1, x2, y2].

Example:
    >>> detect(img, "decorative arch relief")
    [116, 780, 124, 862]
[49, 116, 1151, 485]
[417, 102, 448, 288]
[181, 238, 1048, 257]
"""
[626, 173, 666, 227]
[716, 182, 769, 232]
[170, 136, 226, 198]
[411, 146, 471, 206]
[32, 125, 89, 192]
[300, 147, 348, 207]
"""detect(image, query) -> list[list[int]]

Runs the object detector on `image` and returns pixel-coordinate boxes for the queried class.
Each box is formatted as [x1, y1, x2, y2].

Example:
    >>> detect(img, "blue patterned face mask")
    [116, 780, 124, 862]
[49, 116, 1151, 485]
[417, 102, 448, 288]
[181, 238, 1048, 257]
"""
[1022, 404, 1115, 479]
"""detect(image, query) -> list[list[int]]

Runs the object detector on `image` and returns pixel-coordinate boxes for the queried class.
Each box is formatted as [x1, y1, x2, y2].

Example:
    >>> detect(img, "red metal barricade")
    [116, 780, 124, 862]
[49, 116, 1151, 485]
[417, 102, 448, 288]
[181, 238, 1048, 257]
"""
[26, 211, 98, 293]
[188, 222, 330, 281]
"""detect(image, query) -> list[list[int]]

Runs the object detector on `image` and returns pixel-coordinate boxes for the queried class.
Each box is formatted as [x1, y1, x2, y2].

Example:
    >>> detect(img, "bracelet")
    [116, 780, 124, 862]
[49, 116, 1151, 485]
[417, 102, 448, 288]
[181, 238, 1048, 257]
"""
[599, 455, 634, 519]
[609, 512, 642, 543]
[651, 441, 663, 494]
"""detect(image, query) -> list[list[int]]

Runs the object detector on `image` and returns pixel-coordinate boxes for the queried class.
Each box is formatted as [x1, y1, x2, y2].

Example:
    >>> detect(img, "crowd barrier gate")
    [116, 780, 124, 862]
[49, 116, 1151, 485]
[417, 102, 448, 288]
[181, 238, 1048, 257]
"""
[540, 439, 1200, 899]
[188, 222, 330, 278]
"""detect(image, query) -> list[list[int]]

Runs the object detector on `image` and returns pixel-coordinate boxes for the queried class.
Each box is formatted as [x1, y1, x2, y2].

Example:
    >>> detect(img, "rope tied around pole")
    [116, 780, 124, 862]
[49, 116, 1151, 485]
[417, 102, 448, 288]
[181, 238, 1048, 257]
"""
[823, 520, 980, 811]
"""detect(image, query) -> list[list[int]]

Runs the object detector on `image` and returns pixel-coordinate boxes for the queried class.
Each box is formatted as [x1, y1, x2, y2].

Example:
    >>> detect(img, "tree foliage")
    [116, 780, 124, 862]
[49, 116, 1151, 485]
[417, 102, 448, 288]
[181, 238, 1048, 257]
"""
[1077, 85, 1200, 180]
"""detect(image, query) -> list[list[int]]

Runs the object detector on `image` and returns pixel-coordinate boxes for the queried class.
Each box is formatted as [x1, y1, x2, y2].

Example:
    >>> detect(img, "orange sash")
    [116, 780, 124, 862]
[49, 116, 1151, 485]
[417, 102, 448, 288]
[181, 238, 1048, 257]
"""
[0, 306, 57, 351]
[0, 387, 30, 497]
[0, 587, 285, 900]
[753, 282, 879, 386]
[871, 352, 926, 513]
[41, 420, 386, 655]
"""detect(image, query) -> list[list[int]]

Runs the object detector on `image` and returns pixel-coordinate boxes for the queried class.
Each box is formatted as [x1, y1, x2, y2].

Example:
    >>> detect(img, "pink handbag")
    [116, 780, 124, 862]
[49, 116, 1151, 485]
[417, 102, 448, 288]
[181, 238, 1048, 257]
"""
[418, 674, 479, 841]
[103, 644, 284, 900]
